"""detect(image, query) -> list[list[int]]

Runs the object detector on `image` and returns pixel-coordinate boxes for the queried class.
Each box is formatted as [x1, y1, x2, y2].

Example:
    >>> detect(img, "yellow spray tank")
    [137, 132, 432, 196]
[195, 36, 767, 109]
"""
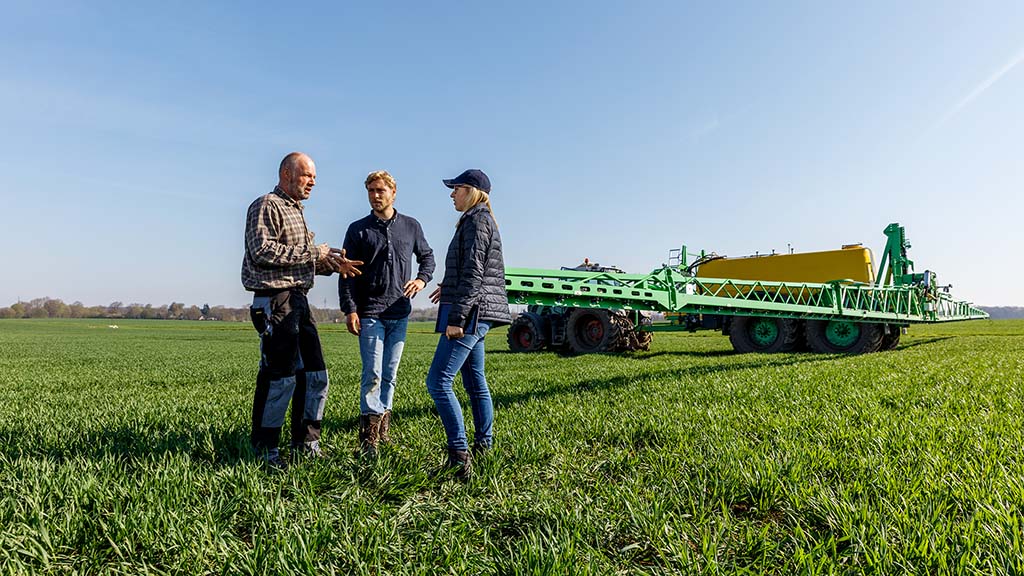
[695, 244, 875, 284]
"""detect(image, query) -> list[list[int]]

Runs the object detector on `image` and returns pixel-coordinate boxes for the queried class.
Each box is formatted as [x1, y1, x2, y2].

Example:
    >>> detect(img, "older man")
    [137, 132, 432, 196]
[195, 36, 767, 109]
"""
[242, 152, 361, 470]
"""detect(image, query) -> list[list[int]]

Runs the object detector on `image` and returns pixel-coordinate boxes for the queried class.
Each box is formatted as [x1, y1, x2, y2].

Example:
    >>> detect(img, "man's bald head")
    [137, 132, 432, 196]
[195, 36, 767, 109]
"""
[279, 152, 312, 177]
[278, 152, 317, 201]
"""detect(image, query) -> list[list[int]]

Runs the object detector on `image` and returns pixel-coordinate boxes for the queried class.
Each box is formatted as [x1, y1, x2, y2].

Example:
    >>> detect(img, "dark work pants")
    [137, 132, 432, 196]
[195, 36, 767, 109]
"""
[249, 289, 330, 452]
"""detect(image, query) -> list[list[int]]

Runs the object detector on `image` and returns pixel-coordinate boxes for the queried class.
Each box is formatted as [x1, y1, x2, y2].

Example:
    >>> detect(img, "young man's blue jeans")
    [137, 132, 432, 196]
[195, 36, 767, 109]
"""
[358, 316, 409, 415]
[425, 321, 493, 452]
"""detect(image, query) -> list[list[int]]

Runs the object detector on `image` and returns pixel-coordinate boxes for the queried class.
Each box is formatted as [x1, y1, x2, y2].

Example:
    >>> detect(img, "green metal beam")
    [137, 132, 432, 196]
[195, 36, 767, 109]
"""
[506, 267, 987, 323]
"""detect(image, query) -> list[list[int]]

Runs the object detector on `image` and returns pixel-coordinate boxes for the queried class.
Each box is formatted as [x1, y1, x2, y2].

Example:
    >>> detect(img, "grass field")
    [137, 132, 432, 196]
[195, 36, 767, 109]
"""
[0, 318, 1022, 574]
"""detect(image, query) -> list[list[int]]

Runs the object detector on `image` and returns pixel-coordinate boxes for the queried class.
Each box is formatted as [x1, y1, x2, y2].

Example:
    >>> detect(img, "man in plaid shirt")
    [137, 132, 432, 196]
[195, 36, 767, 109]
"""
[242, 152, 362, 470]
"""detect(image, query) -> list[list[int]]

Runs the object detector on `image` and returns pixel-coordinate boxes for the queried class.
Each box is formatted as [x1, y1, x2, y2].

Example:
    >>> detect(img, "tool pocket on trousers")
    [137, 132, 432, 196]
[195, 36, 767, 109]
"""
[250, 296, 271, 336]
[269, 291, 293, 327]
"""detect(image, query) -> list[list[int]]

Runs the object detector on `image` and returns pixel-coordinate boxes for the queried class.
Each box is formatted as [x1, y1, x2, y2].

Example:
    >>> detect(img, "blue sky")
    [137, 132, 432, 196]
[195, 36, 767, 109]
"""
[2, 1, 1022, 308]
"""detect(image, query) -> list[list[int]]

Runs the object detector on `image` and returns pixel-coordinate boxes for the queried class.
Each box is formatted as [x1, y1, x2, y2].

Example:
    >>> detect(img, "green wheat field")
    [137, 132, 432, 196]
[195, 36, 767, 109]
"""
[0, 318, 1022, 575]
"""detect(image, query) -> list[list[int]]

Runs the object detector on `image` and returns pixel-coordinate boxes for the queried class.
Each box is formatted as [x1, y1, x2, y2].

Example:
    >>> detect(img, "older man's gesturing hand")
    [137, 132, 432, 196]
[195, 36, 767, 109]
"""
[324, 247, 363, 278]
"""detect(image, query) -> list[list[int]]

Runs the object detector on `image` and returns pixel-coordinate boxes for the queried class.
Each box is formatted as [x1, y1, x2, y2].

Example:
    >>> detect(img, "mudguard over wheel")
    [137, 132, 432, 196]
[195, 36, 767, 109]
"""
[507, 312, 548, 352]
[566, 308, 621, 354]
[805, 320, 883, 354]
[729, 317, 801, 353]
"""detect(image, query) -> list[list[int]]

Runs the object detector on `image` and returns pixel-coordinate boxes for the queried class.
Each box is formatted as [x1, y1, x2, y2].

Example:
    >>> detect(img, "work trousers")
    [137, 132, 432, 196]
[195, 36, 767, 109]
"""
[249, 289, 330, 453]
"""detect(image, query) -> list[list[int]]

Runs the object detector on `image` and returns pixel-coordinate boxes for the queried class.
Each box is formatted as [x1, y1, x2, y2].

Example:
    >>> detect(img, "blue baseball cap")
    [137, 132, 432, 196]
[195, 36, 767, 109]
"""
[442, 169, 491, 194]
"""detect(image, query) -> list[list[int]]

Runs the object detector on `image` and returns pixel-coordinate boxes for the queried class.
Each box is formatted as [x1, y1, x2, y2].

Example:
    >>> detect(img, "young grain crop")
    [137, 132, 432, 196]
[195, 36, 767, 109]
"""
[0, 318, 1022, 574]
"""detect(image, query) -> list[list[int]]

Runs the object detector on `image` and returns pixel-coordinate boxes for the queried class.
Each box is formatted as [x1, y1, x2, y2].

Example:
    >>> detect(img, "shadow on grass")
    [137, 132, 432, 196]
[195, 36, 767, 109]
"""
[489, 336, 956, 358]
[626, 349, 736, 359]
[325, 352, 828, 432]
[487, 348, 737, 359]
[892, 336, 955, 350]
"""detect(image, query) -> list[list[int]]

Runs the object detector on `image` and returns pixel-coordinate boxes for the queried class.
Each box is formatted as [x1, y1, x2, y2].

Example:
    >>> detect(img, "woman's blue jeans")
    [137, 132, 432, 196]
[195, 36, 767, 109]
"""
[426, 321, 493, 452]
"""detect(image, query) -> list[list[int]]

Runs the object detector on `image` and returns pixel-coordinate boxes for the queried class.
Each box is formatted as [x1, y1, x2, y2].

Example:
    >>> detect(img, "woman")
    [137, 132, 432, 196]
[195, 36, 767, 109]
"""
[427, 169, 511, 480]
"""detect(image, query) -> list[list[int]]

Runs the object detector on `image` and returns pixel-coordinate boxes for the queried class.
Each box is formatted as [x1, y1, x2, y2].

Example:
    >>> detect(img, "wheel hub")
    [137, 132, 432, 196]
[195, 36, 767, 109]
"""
[748, 319, 779, 347]
[583, 319, 604, 343]
[824, 321, 860, 347]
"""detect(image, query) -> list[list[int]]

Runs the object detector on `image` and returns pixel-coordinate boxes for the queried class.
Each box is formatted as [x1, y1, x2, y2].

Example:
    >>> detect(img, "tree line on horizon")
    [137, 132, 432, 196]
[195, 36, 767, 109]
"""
[981, 307, 1024, 320]
[1, 297, 1020, 322]
[0, 298, 441, 323]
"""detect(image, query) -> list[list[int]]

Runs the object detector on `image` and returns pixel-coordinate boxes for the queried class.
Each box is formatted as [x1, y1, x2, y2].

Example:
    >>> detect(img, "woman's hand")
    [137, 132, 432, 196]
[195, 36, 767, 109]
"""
[445, 325, 464, 340]
[428, 286, 441, 304]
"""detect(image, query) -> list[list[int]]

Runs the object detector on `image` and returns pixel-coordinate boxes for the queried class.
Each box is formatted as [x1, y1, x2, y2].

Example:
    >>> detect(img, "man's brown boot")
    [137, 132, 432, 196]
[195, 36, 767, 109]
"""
[358, 414, 382, 458]
[379, 410, 392, 445]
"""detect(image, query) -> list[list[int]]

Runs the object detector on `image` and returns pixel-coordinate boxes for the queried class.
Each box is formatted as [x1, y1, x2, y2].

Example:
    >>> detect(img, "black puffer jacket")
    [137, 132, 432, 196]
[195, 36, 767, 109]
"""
[440, 204, 512, 327]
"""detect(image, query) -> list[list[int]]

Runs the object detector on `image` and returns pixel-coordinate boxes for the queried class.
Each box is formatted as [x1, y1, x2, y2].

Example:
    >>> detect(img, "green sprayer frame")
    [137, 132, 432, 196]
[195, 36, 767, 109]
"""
[505, 223, 988, 329]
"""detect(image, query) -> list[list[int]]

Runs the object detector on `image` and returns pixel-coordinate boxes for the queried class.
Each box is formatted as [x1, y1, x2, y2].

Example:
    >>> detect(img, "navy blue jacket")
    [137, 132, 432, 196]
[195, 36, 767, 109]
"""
[339, 211, 434, 319]
[440, 204, 512, 327]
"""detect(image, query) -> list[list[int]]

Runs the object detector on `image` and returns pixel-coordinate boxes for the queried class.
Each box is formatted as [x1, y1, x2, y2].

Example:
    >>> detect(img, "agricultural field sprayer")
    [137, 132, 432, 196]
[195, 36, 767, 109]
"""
[503, 223, 988, 355]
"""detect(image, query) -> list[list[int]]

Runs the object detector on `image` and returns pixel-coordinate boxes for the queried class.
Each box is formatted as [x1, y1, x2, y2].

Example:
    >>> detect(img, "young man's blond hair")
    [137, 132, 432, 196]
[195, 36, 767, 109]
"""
[364, 170, 397, 191]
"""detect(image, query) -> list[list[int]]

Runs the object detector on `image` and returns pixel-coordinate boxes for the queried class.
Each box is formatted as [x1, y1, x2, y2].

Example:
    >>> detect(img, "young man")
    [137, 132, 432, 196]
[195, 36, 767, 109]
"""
[339, 170, 435, 457]
[242, 152, 362, 470]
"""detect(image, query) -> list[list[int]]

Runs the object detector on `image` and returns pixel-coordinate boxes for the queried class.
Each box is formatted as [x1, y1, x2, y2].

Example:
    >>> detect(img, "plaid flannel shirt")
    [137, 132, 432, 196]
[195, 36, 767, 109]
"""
[241, 187, 330, 292]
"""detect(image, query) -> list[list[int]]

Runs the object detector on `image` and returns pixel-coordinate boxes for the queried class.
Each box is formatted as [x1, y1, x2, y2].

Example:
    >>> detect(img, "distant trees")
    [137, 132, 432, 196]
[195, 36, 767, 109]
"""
[0, 297, 237, 321]
[167, 302, 185, 319]
[142, 304, 163, 320]
[409, 308, 439, 322]
[980, 307, 1024, 320]
[0, 297, 442, 323]
[44, 299, 68, 318]
[4, 299, 1016, 321]
[183, 306, 203, 321]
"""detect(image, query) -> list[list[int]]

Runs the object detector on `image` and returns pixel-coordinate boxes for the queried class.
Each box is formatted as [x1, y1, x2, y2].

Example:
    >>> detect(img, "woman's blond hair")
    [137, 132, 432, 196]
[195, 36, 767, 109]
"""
[459, 186, 496, 227]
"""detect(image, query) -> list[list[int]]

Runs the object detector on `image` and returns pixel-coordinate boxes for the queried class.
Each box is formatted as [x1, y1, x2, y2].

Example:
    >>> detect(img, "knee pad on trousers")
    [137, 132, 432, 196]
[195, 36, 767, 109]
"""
[262, 375, 297, 428]
[304, 370, 329, 421]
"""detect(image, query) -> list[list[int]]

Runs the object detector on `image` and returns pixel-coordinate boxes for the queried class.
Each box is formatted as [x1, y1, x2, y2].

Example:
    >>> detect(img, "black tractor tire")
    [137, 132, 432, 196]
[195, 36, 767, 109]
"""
[729, 316, 801, 353]
[790, 320, 810, 352]
[805, 320, 884, 354]
[880, 326, 901, 351]
[566, 308, 620, 354]
[507, 312, 548, 352]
